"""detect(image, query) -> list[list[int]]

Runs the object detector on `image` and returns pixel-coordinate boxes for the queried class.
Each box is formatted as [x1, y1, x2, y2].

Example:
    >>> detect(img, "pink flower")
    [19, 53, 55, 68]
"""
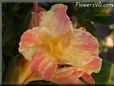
[18, 3, 102, 85]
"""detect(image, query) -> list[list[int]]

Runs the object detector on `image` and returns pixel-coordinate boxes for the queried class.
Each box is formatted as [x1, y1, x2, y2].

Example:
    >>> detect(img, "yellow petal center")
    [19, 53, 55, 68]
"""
[42, 35, 65, 57]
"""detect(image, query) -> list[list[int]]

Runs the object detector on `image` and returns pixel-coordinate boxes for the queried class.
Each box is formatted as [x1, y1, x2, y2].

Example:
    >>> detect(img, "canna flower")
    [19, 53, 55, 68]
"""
[18, 3, 102, 85]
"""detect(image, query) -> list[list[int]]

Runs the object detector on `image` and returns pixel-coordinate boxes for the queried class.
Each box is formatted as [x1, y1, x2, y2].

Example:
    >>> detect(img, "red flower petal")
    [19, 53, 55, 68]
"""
[51, 67, 85, 85]
[28, 12, 44, 29]
[31, 52, 57, 80]
[34, 1, 42, 13]
[20, 30, 37, 48]
[82, 73, 95, 84]
[84, 57, 102, 74]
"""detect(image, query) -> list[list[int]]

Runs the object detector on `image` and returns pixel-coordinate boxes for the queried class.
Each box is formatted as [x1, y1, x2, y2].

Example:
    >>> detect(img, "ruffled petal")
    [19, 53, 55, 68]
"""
[51, 67, 84, 85]
[19, 27, 39, 60]
[19, 51, 57, 84]
[19, 52, 44, 84]
[19, 27, 50, 61]
[73, 28, 99, 54]
[60, 28, 100, 67]
[52, 76, 83, 85]
[29, 12, 44, 29]
[51, 67, 96, 85]
[39, 4, 73, 37]
[33, 1, 43, 13]
[19, 61, 32, 84]
[84, 57, 102, 74]
[29, 1, 45, 29]
[31, 51, 57, 80]
[82, 73, 95, 84]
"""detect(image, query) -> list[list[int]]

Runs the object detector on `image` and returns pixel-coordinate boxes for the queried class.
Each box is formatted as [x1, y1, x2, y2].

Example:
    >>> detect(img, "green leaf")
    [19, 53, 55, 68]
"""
[108, 63, 114, 84]
[92, 59, 112, 84]
[2, 54, 22, 84]
[19, 11, 31, 34]
[2, 18, 18, 58]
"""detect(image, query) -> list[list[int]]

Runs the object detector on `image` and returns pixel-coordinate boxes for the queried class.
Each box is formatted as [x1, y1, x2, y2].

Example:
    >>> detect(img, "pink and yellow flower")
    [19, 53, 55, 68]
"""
[18, 3, 102, 85]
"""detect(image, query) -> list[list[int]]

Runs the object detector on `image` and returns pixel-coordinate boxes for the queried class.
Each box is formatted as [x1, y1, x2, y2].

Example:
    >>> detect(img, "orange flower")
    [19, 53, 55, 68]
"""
[18, 4, 102, 85]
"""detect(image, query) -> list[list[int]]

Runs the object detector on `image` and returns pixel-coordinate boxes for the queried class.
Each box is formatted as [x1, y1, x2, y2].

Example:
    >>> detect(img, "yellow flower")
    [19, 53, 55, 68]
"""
[18, 4, 102, 85]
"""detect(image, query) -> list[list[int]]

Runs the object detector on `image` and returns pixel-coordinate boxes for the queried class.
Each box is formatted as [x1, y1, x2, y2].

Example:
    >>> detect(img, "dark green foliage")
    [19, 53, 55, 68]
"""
[92, 60, 112, 84]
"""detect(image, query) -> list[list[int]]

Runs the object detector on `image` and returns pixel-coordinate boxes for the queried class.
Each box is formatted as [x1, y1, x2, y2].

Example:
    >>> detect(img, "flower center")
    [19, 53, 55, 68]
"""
[42, 35, 65, 57]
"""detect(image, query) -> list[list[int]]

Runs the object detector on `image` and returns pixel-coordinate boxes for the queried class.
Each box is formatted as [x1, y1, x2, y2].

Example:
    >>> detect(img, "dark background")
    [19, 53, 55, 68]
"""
[2, 2, 114, 85]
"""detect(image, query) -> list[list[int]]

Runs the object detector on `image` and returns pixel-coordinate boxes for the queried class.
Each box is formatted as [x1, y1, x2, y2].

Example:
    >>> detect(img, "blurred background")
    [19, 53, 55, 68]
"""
[2, 2, 114, 85]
